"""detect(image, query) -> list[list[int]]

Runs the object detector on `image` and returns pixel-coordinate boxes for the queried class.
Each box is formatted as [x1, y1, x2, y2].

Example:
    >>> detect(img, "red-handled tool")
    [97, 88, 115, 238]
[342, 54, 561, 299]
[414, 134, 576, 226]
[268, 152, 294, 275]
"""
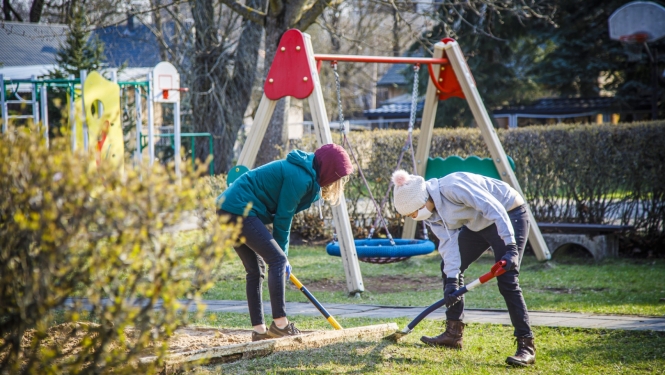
[386, 260, 507, 341]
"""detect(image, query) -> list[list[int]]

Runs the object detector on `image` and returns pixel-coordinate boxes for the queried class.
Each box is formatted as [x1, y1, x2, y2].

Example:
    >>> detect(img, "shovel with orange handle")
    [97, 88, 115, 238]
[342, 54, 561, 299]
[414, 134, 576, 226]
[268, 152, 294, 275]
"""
[386, 260, 507, 341]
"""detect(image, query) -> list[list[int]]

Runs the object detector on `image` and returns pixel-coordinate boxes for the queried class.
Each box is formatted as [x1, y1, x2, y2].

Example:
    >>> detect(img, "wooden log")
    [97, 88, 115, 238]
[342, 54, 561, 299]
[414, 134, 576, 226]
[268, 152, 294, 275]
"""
[139, 323, 398, 373]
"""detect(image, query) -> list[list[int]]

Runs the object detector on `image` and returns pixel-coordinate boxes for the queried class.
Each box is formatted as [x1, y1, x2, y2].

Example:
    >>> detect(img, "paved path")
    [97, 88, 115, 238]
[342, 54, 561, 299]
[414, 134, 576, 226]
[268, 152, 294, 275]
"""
[64, 298, 665, 331]
[200, 299, 665, 332]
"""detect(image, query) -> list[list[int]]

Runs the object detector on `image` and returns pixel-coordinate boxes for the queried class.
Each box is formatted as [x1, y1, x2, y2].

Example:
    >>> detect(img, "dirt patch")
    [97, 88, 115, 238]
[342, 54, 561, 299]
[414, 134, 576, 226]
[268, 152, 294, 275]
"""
[11, 323, 255, 363]
[166, 327, 251, 353]
[19, 322, 102, 358]
[295, 275, 442, 294]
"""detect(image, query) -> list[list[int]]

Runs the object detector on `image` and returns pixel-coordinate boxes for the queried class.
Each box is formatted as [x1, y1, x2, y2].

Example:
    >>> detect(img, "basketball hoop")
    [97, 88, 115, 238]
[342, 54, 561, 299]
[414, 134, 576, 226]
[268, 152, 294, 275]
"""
[619, 32, 649, 62]
[162, 87, 189, 100]
[608, 1, 665, 120]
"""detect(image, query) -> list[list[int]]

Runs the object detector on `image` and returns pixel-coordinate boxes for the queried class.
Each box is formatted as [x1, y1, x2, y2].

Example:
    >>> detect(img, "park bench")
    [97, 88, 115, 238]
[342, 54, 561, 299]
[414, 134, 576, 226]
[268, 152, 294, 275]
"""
[424, 155, 631, 261]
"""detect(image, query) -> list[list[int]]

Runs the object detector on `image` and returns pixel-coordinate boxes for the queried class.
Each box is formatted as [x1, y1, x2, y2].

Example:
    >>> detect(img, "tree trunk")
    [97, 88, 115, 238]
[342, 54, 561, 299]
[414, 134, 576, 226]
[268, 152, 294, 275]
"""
[3, 0, 11, 21]
[189, 0, 266, 174]
[3, 0, 22, 21]
[29, 0, 44, 22]
[152, 0, 170, 61]
[254, 8, 289, 167]
[392, 6, 400, 57]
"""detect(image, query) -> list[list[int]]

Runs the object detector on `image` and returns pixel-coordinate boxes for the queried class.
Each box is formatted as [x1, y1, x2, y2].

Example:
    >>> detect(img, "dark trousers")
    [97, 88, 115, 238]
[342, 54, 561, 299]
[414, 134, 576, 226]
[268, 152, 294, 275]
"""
[218, 210, 288, 326]
[441, 205, 533, 338]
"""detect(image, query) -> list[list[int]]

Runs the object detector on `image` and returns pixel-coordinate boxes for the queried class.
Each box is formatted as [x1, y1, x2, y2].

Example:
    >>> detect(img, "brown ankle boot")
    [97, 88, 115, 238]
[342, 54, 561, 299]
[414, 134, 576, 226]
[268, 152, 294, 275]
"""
[506, 336, 536, 366]
[420, 320, 464, 349]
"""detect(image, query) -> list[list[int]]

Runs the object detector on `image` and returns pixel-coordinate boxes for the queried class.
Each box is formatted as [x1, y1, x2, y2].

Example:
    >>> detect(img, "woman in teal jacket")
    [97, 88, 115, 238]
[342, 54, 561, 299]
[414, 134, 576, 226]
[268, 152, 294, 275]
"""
[216, 144, 353, 341]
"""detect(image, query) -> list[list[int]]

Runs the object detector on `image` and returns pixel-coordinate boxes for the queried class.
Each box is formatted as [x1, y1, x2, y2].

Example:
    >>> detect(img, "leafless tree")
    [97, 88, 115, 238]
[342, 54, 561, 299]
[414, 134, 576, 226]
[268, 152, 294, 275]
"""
[5, 0, 553, 173]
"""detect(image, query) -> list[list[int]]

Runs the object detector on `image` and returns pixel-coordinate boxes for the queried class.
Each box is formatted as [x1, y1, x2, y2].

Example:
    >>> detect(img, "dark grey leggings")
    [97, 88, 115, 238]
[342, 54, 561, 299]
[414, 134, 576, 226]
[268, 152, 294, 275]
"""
[441, 205, 533, 338]
[218, 210, 288, 326]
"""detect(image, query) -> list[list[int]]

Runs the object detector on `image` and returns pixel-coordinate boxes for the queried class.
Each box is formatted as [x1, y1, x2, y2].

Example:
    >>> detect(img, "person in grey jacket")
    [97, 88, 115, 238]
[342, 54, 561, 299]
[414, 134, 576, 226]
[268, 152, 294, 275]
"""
[391, 170, 535, 366]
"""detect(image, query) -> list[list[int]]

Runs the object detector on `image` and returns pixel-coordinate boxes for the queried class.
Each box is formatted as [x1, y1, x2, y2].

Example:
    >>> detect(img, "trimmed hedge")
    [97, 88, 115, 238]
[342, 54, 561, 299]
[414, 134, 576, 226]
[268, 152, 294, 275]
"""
[289, 121, 665, 255]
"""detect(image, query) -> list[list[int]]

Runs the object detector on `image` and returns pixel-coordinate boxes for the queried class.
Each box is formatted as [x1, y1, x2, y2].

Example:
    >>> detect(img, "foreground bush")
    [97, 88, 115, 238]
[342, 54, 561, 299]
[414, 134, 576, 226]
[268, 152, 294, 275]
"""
[0, 127, 239, 374]
[288, 121, 665, 254]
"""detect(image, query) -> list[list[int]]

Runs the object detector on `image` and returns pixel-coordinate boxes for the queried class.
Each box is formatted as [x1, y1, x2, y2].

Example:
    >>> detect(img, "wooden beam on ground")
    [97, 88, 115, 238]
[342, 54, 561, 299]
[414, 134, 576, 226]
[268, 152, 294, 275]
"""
[402, 41, 446, 239]
[140, 323, 398, 373]
[442, 40, 551, 261]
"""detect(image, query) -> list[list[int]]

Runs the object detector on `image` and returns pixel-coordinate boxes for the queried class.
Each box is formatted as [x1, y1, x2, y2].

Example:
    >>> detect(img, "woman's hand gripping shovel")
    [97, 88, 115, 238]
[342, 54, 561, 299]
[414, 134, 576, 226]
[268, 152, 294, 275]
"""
[386, 260, 507, 341]
[289, 272, 343, 330]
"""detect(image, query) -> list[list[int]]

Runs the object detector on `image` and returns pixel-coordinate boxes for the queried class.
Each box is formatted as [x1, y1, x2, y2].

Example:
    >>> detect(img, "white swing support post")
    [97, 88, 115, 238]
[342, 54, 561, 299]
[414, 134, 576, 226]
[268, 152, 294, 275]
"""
[237, 32, 364, 294]
[443, 41, 550, 260]
[405, 40, 551, 261]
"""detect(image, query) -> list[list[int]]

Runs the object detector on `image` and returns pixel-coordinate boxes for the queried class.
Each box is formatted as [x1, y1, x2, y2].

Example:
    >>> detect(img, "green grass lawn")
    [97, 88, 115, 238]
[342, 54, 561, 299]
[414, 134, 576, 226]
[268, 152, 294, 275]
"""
[190, 313, 665, 374]
[202, 245, 665, 317]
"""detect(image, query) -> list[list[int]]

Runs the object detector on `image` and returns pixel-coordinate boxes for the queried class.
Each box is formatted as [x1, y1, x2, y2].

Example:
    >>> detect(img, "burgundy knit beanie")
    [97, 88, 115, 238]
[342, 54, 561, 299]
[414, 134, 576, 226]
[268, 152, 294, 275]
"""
[314, 144, 353, 187]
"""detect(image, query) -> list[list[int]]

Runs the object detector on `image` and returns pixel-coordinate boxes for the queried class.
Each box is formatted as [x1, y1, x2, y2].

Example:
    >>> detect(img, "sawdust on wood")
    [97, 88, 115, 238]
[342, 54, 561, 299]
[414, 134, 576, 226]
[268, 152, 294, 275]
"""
[8, 323, 255, 363]
[165, 327, 251, 353]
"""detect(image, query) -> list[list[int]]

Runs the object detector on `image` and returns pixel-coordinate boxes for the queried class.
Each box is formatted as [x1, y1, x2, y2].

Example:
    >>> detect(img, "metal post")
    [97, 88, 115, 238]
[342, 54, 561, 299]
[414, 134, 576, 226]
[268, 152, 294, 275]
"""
[69, 74, 76, 151]
[208, 134, 214, 175]
[1, 74, 7, 133]
[174, 101, 181, 178]
[147, 74, 155, 165]
[650, 48, 658, 120]
[40, 84, 49, 145]
[31, 75, 39, 124]
[135, 85, 143, 163]
[191, 135, 195, 169]
[80, 70, 88, 152]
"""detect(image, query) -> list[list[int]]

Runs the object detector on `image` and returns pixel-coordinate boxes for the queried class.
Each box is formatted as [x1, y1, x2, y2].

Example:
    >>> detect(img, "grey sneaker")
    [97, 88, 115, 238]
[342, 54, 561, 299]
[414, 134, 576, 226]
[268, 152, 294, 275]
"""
[252, 330, 272, 342]
[267, 321, 302, 338]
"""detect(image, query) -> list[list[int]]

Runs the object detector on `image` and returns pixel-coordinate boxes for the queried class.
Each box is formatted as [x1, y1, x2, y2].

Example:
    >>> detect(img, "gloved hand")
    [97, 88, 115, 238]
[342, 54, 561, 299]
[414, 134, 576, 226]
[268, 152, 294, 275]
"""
[444, 277, 462, 308]
[501, 244, 520, 271]
[285, 261, 292, 279]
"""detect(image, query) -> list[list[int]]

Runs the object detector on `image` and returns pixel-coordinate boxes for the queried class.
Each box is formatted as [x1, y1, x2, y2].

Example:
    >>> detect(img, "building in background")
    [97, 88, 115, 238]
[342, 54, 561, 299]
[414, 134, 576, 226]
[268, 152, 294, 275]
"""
[0, 21, 68, 79]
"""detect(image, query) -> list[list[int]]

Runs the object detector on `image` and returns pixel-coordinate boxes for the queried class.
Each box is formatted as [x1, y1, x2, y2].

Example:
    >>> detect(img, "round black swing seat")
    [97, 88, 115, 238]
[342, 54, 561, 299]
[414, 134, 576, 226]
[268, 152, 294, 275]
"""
[326, 239, 436, 264]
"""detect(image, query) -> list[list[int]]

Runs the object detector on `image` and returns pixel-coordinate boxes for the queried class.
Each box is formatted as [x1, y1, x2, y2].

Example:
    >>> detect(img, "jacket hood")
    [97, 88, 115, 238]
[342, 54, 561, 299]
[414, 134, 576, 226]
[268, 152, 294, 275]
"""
[426, 178, 447, 218]
[286, 149, 317, 180]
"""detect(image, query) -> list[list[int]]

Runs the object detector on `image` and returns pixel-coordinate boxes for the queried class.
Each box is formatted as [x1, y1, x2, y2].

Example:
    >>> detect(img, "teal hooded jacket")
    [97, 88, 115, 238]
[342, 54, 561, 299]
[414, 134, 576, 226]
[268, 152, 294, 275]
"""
[216, 150, 321, 256]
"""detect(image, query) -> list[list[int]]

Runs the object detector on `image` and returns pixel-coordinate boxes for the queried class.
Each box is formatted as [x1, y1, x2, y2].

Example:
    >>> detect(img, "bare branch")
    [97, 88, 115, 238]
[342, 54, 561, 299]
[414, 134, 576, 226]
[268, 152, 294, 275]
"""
[219, 0, 266, 26]
[133, 11, 177, 62]
[293, 0, 338, 30]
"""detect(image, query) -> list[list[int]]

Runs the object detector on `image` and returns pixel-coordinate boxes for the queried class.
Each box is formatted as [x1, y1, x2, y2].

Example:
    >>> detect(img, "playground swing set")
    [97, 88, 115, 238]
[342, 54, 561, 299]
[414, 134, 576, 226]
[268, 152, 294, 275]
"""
[227, 29, 552, 297]
[0, 62, 214, 176]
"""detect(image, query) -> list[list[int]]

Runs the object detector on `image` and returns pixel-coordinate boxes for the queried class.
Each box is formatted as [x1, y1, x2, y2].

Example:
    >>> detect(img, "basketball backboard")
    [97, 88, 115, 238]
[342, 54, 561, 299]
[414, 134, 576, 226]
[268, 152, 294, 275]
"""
[609, 1, 665, 43]
[152, 62, 181, 103]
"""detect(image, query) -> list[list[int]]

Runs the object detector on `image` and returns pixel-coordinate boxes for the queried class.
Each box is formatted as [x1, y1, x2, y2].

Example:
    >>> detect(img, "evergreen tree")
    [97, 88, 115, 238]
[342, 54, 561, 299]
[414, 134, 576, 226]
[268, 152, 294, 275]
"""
[530, 0, 626, 97]
[530, 0, 664, 118]
[408, 7, 552, 127]
[51, 5, 105, 78]
[44, 5, 106, 136]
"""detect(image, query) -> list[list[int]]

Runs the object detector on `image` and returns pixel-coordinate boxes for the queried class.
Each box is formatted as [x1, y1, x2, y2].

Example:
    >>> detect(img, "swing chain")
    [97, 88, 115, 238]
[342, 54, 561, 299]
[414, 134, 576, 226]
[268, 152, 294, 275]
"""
[408, 64, 420, 134]
[332, 62, 346, 134]
[331, 61, 395, 246]
[408, 65, 429, 240]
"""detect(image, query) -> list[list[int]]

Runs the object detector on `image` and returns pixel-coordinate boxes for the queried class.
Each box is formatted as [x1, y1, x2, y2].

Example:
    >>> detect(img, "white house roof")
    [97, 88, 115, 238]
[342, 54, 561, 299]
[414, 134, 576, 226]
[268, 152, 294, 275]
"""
[0, 21, 68, 67]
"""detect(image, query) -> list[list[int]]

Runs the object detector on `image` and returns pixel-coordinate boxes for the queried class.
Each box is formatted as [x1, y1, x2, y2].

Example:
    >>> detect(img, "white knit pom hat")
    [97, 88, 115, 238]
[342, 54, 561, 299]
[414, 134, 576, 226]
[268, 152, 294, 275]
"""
[392, 170, 429, 216]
